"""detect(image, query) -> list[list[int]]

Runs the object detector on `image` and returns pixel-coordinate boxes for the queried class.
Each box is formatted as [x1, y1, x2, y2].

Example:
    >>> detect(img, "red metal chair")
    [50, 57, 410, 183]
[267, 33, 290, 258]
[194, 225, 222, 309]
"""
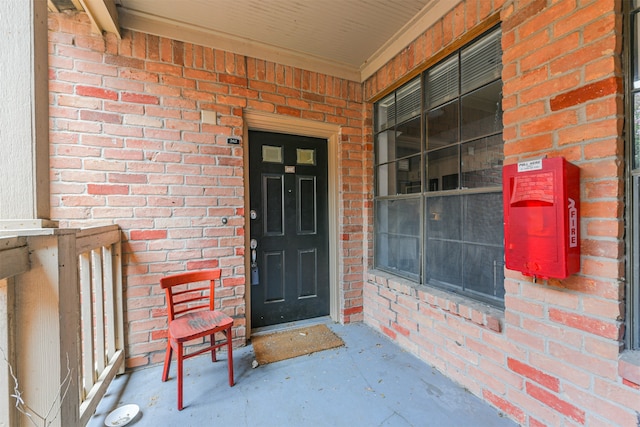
[160, 270, 234, 410]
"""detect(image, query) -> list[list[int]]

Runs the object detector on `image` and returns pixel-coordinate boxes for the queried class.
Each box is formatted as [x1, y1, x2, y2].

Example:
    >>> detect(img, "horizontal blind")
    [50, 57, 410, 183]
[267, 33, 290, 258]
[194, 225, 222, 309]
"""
[395, 78, 421, 124]
[427, 55, 459, 108]
[461, 28, 502, 94]
[377, 92, 395, 131]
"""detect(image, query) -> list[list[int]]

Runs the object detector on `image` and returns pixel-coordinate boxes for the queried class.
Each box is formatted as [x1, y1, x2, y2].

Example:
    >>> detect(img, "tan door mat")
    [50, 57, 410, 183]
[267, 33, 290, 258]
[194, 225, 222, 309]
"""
[251, 324, 344, 365]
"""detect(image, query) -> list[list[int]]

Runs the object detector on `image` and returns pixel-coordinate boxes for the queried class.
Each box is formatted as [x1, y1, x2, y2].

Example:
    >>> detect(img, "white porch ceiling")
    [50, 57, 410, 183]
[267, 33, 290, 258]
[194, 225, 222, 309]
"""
[113, 0, 459, 82]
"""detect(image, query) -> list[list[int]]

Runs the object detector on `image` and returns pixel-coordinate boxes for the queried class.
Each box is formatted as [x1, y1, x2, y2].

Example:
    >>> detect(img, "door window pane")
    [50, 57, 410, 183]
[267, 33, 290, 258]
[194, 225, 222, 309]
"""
[297, 149, 315, 165]
[262, 145, 283, 163]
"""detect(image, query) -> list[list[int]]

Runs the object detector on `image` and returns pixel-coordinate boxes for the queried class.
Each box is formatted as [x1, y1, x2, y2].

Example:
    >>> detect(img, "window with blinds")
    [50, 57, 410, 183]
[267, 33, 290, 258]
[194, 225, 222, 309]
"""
[396, 79, 421, 125]
[376, 79, 421, 133]
[374, 26, 505, 305]
[427, 56, 458, 108]
[425, 26, 503, 192]
[461, 29, 502, 94]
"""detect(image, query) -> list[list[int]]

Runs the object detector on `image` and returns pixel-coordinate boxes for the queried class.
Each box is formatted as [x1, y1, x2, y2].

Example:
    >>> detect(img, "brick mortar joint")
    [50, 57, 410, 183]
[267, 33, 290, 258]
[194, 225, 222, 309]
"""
[366, 269, 504, 333]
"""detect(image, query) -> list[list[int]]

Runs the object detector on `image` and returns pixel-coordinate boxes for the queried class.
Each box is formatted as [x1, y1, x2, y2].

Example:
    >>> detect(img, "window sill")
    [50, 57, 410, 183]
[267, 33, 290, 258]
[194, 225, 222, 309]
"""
[367, 269, 504, 333]
[619, 350, 640, 389]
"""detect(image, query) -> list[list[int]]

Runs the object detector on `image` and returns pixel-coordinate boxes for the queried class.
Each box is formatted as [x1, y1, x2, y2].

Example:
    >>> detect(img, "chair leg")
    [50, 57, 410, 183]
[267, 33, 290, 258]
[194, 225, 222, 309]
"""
[177, 343, 184, 411]
[210, 333, 217, 362]
[226, 327, 234, 387]
[162, 341, 173, 382]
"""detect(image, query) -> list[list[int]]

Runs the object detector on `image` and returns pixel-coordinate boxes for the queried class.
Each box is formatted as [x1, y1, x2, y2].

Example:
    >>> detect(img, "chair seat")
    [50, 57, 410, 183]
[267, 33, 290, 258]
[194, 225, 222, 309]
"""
[169, 310, 233, 343]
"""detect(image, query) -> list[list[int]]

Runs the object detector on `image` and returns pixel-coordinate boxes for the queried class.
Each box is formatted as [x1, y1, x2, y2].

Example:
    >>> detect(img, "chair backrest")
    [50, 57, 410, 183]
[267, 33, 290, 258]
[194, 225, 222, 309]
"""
[160, 270, 221, 321]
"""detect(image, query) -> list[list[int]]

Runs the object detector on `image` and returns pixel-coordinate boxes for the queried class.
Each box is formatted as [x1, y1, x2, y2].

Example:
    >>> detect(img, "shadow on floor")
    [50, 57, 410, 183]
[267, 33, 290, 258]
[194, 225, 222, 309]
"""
[89, 322, 517, 427]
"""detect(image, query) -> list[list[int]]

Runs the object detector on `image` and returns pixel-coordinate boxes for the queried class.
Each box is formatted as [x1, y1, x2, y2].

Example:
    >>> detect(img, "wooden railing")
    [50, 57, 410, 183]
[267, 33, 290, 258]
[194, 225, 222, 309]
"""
[76, 226, 125, 425]
[0, 225, 124, 427]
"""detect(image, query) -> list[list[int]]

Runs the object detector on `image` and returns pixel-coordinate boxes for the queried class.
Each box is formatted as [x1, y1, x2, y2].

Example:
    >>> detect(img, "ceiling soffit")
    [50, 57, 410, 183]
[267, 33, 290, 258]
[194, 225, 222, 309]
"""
[114, 0, 459, 82]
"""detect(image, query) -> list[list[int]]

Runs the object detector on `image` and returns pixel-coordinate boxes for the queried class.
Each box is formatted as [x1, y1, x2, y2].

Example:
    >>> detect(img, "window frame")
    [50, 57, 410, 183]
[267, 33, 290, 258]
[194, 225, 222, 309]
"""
[373, 25, 504, 307]
[625, 1, 640, 350]
[373, 76, 424, 282]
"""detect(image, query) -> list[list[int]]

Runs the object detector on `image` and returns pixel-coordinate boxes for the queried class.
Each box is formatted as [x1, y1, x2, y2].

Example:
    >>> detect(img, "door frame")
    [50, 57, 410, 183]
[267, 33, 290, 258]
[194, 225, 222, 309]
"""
[243, 110, 340, 336]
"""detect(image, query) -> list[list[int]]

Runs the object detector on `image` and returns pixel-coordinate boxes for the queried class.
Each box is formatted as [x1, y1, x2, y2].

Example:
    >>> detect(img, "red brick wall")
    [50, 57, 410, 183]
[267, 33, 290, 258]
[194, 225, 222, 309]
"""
[363, 0, 640, 425]
[48, 0, 640, 424]
[48, 12, 365, 368]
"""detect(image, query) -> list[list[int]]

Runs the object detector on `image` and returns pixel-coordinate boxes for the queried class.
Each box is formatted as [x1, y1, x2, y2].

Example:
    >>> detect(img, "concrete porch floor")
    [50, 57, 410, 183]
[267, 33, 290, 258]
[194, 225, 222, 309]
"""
[88, 321, 517, 427]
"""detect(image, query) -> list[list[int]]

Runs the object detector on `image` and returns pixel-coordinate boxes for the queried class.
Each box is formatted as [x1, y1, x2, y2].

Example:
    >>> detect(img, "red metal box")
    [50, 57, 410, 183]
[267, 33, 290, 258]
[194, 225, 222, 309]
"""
[502, 157, 580, 279]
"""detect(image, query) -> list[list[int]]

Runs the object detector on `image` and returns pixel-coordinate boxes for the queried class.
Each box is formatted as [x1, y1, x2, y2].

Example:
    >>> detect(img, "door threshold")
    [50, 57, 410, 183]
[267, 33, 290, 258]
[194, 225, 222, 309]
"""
[250, 316, 332, 337]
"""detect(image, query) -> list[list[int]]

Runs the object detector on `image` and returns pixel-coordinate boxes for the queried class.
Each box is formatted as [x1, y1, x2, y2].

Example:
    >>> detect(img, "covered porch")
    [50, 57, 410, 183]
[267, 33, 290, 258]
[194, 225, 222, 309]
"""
[4, 0, 640, 426]
[87, 320, 517, 427]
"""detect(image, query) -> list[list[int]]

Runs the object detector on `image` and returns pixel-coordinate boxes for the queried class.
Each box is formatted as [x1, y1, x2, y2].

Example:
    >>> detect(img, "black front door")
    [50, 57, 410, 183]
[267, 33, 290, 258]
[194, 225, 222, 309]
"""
[249, 131, 329, 328]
